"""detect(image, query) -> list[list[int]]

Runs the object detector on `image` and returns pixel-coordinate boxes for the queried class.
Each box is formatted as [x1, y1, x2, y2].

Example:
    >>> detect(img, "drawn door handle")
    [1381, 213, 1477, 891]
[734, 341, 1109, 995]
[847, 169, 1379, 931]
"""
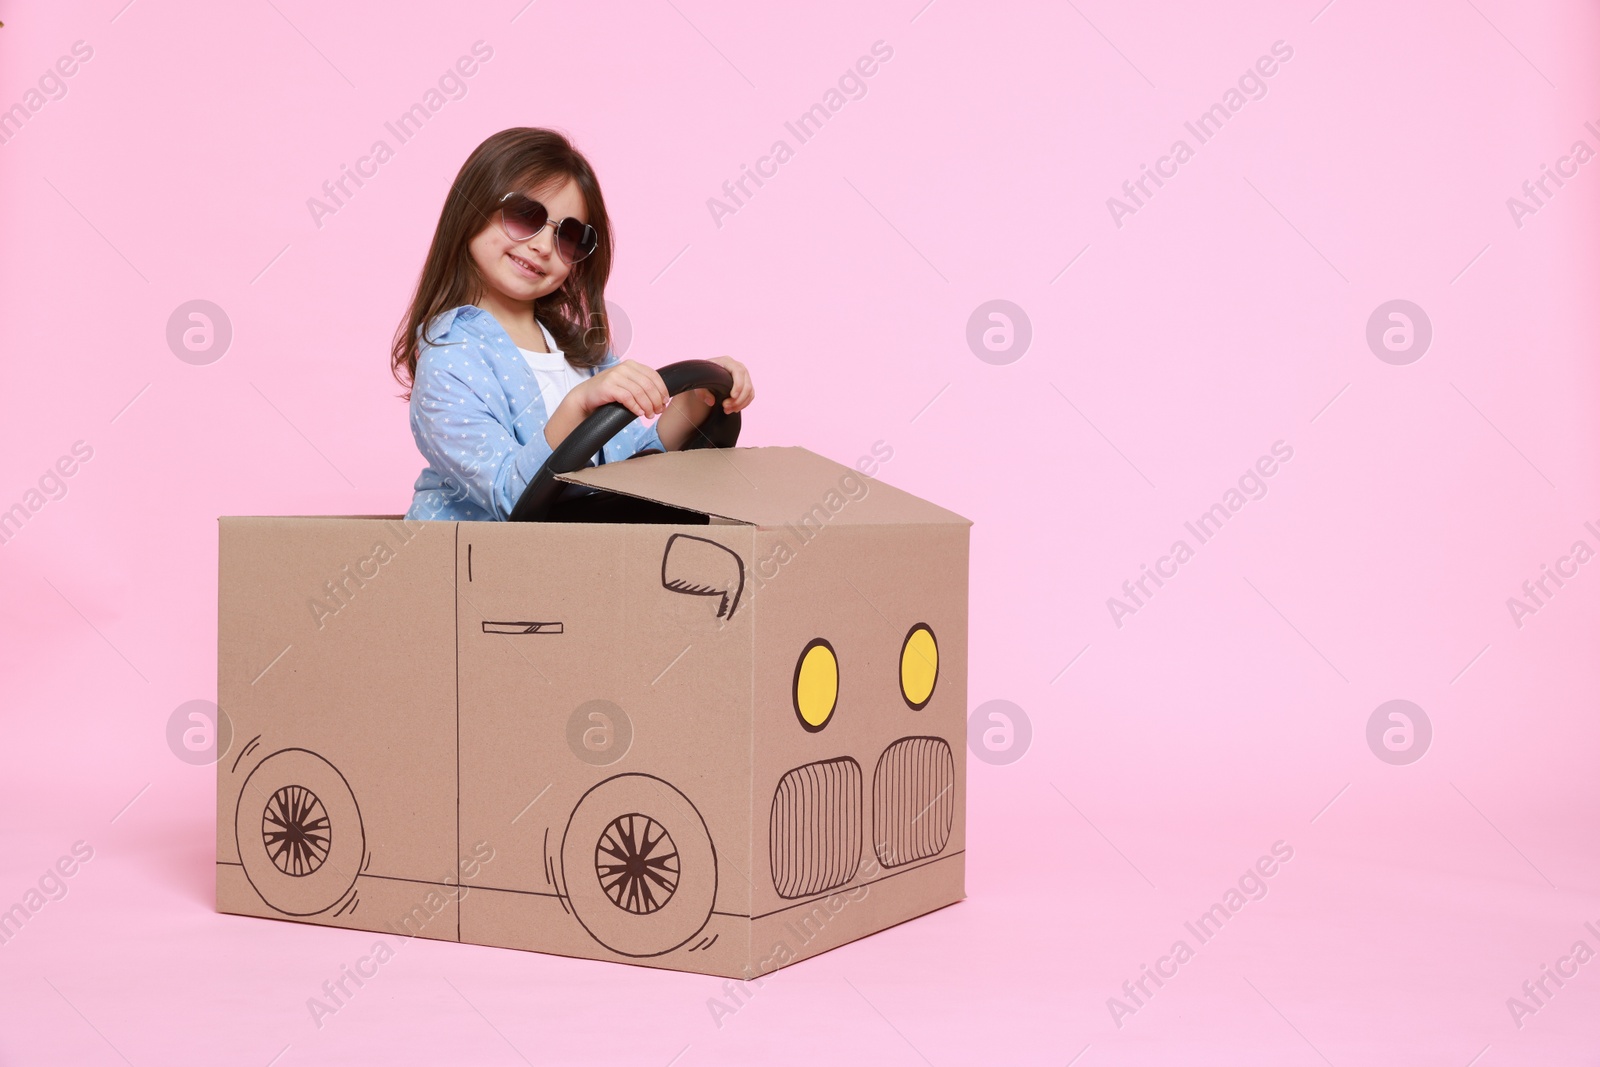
[482, 621, 565, 635]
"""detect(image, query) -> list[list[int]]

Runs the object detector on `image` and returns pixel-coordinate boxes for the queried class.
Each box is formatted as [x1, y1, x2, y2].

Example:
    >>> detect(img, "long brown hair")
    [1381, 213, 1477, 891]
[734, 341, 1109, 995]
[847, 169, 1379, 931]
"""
[390, 127, 615, 397]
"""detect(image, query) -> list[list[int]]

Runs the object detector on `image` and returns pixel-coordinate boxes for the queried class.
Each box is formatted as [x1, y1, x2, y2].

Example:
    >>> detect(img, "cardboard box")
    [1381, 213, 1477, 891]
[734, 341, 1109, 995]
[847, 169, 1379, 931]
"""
[216, 446, 971, 977]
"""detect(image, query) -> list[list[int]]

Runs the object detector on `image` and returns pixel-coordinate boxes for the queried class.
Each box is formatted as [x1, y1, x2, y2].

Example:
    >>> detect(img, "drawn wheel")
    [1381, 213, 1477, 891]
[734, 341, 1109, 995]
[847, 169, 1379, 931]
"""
[597, 814, 679, 914]
[264, 785, 331, 876]
[562, 774, 716, 957]
[236, 749, 364, 916]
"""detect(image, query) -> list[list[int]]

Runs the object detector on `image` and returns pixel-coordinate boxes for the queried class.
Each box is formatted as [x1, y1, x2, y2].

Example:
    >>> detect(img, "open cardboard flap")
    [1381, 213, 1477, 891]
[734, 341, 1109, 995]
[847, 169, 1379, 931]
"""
[557, 445, 971, 528]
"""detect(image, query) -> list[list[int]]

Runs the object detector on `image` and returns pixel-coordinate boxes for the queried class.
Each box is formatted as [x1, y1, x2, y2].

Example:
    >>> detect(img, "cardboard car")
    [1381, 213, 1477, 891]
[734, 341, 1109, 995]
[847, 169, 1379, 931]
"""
[215, 363, 971, 978]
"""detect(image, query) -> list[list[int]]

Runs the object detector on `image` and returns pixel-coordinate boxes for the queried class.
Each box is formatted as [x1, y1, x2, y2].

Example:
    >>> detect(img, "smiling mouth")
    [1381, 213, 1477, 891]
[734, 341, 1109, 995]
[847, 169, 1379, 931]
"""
[508, 252, 546, 278]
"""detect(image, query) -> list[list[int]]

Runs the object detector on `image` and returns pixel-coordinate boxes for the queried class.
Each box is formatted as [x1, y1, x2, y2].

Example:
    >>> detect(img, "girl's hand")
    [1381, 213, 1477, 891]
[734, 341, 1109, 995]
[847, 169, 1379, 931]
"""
[578, 360, 670, 419]
[652, 355, 753, 451]
[694, 356, 754, 414]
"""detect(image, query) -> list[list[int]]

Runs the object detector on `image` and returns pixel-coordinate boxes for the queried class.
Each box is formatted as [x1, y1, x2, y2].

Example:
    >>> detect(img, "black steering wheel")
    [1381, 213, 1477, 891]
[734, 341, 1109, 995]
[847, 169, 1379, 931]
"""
[508, 359, 741, 522]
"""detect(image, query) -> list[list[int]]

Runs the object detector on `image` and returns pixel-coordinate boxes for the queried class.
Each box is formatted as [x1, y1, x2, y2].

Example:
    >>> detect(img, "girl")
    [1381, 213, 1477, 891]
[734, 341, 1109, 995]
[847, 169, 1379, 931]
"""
[392, 128, 754, 521]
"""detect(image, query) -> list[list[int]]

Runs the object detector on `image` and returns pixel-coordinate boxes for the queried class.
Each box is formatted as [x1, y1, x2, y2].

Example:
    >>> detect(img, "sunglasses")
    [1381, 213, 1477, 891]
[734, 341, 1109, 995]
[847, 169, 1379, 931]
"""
[496, 191, 598, 265]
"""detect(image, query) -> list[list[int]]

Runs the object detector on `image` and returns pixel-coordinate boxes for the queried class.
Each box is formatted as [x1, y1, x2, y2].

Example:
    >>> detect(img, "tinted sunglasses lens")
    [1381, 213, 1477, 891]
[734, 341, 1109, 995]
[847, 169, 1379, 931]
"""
[557, 218, 597, 263]
[500, 197, 547, 241]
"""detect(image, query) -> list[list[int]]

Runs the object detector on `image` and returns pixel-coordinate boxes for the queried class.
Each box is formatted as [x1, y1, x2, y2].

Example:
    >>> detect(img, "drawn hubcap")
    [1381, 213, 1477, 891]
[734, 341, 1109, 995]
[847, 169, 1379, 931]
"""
[263, 785, 332, 877]
[596, 813, 679, 914]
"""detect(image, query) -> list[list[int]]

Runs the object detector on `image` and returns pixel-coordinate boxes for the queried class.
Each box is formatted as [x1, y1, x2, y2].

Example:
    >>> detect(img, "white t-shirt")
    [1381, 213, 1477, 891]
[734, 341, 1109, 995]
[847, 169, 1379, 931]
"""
[517, 320, 590, 418]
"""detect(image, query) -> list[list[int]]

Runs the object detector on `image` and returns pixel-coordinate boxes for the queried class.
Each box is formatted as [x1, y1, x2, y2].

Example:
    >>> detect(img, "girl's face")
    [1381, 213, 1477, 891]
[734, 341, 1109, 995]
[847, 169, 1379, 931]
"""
[468, 175, 587, 309]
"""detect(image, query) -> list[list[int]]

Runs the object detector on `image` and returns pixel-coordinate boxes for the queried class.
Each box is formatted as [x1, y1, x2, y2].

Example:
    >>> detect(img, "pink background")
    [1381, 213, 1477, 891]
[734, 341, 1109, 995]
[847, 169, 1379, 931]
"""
[3, 0, 1599, 1062]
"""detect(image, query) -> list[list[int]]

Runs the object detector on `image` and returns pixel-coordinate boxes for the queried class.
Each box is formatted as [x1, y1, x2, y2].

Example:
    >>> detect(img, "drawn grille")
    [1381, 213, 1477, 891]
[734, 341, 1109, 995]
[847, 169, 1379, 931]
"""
[769, 757, 863, 899]
[873, 737, 954, 868]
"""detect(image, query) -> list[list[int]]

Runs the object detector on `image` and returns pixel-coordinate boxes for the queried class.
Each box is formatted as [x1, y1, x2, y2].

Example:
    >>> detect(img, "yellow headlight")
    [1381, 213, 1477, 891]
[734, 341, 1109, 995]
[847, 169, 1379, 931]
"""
[793, 639, 839, 731]
[899, 623, 938, 709]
